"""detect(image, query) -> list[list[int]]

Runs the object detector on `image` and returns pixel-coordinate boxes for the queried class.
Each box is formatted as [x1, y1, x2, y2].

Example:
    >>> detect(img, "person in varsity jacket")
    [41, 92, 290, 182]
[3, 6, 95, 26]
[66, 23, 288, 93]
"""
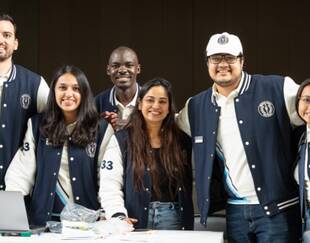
[99, 78, 194, 230]
[294, 79, 310, 242]
[95, 46, 141, 130]
[0, 13, 49, 190]
[177, 32, 304, 242]
[5, 65, 113, 226]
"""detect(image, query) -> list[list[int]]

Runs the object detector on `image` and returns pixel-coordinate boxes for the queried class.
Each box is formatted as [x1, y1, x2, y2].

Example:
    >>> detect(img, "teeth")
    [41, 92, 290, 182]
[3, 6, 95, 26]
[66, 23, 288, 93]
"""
[62, 100, 74, 103]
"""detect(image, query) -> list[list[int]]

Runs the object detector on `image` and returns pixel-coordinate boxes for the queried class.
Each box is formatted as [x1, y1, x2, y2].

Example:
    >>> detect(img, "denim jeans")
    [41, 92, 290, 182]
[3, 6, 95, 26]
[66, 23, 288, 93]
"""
[146, 201, 181, 230]
[304, 208, 310, 243]
[226, 204, 301, 243]
[305, 208, 310, 231]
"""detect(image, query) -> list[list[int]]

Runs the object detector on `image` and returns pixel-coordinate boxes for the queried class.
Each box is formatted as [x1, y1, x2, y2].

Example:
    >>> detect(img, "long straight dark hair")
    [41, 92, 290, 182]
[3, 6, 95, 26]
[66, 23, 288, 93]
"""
[126, 78, 186, 198]
[40, 65, 99, 147]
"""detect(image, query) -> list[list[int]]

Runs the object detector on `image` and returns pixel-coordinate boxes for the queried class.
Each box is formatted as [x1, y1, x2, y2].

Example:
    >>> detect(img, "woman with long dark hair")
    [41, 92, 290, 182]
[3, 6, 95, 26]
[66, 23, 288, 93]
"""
[99, 78, 193, 230]
[5, 65, 114, 226]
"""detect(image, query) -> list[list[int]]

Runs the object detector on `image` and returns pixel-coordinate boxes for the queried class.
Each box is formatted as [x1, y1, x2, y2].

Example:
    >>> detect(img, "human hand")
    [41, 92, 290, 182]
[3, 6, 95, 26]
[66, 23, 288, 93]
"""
[124, 217, 138, 225]
[101, 111, 118, 130]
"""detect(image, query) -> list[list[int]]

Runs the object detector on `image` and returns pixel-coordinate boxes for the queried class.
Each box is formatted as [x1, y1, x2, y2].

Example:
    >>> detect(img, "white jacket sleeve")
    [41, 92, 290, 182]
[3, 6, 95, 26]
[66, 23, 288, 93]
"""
[283, 76, 304, 126]
[99, 134, 127, 219]
[176, 98, 192, 136]
[36, 77, 49, 113]
[5, 119, 37, 195]
[97, 124, 114, 186]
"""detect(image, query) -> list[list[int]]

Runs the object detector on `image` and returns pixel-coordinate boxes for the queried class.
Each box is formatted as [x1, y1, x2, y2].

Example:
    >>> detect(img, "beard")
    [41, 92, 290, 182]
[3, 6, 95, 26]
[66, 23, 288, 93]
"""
[0, 48, 14, 62]
[214, 78, 236, 87]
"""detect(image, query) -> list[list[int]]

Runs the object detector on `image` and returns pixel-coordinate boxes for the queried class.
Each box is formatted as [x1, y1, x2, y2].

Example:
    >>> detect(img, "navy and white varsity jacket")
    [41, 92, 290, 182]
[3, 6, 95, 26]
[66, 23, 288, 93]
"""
[178, 72, 301, 224]
[95, 84, 140, 114]
[95, 87, 118, 114]
[295, 126, 309, 224]
[0, 64, 49, 189]
[5, 114, 112, 226]
[99, 129, 194, 230]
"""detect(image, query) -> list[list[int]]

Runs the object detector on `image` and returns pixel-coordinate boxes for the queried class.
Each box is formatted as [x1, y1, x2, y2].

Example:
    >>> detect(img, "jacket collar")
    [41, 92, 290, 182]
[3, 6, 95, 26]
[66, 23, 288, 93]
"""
[211, 71, 252, 105]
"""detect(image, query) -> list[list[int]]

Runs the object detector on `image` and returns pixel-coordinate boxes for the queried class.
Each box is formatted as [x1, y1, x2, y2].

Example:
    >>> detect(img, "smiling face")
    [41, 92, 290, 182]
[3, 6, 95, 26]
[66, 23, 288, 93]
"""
[0, 20, 18, 63]
[207, 53, 243, 95]
[107, 48, 141, 91]
[55, 73, 81, 123]
[138, 85, 169, 127]
[298, 85, 310, 126]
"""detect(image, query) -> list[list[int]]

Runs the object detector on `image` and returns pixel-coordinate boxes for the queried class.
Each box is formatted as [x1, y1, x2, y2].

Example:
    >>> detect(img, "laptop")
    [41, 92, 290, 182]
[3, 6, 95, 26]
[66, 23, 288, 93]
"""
[0, 191, 45, 234]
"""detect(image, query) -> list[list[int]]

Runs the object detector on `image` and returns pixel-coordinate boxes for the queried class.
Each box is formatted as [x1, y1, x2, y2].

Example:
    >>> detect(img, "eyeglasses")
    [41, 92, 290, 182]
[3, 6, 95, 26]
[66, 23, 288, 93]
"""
[299, 96, 310, 105]
[208, 54, 241, 64]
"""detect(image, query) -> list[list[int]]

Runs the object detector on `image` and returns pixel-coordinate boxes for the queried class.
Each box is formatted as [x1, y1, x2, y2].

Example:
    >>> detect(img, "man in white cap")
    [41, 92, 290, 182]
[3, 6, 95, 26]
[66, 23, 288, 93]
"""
[177, 32, 302, 242]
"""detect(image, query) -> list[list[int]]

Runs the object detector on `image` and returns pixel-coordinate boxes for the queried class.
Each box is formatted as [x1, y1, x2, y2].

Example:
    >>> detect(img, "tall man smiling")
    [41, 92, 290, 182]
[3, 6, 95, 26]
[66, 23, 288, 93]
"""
[0, 13, 49, 190]
[177, 32, 303, 242]
[95, 46, 141, 130]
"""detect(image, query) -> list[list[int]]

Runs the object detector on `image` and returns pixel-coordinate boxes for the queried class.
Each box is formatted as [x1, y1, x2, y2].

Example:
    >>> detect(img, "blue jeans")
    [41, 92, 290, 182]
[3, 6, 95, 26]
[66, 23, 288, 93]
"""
[304, 208, 310, 243]
[226, 204, 301, 243]
[147, 201, 181, 230]
[305, 208, 310, 231]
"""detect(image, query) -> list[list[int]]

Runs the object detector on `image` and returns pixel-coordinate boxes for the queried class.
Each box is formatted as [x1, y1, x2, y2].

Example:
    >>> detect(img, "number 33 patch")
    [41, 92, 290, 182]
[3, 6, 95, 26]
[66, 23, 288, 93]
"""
[101, 160, 113, 170]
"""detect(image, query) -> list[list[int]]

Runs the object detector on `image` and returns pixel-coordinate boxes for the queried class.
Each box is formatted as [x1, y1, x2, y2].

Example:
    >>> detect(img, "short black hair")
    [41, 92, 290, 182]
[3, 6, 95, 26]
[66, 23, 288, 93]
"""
[0, 13, 17, 35]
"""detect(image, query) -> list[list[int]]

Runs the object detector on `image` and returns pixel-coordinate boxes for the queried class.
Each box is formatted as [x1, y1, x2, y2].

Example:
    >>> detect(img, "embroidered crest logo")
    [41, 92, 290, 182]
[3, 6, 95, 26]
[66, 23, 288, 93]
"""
[20, 94, 31, 109]
[217, 35, 229, 45]
[257, 101, 275, 118]
[86, 142, 97, 158]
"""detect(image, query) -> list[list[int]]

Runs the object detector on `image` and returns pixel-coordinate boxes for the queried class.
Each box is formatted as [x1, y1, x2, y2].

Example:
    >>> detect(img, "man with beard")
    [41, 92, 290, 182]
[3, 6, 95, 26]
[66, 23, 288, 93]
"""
[177, 32, 303, 242]
[0, 13, 49, 190]
[95, 46, 141, 130]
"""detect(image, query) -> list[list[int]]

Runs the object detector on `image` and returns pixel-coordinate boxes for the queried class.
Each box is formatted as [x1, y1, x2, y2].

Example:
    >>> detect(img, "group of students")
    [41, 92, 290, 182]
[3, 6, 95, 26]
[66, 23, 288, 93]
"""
[2, 12, 310, 243]
[0, 13, 194, 232]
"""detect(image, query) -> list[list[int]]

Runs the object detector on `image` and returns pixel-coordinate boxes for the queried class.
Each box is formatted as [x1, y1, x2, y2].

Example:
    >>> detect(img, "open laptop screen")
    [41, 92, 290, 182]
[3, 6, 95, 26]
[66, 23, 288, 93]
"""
[0, 191, 29, 232]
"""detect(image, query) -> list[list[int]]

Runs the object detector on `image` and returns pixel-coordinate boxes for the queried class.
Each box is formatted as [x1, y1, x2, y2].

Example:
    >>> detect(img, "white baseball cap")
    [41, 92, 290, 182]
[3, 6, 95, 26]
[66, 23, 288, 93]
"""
[206, 32, 243, 57]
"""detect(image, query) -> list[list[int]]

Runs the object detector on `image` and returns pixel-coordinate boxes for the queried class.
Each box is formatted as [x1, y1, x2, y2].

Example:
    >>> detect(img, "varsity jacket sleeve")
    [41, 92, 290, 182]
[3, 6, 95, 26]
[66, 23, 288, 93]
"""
[176, 98, 192, 136]
[283, 76, 304, 126]
[5, 119, 37, 195]
[97, 124, 114, 186]
[99, 134, 127, 219]
[36, 77, 50, 112]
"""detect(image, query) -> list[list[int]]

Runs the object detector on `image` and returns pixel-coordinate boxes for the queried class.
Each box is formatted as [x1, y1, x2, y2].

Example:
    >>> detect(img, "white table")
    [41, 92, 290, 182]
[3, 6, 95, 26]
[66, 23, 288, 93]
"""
[0, 230, 223, 243]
